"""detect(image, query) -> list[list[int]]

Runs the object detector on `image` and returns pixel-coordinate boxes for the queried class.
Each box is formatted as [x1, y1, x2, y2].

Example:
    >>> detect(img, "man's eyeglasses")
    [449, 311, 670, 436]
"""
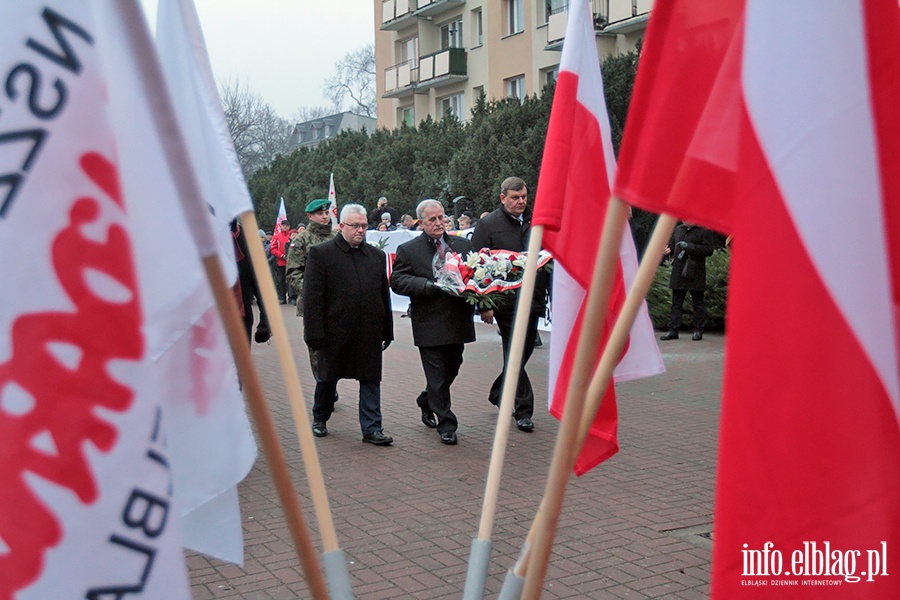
[342, 222, 367, 230]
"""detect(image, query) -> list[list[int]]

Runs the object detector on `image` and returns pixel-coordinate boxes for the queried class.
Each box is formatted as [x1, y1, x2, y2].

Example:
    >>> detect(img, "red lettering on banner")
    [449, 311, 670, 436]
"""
[0, 152, 144, 597]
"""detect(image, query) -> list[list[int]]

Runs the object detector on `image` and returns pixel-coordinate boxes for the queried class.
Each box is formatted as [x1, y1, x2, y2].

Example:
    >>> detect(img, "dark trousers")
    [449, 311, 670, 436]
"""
[668, 288, 707, 332]
[417, 344, 464, 434]
[275, 264, 287, 302]
[489, 310, 539, 420]
[238, 260, 268, 342]
[313, 380, 382, 435]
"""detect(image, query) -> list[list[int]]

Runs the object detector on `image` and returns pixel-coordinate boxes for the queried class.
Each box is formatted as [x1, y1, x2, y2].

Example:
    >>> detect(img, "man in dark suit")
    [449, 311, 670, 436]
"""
[660, 222, 715, 341]
[390, 199, 476, 445]
[471, 177, 550, 432]
[303, 204, 394, 446]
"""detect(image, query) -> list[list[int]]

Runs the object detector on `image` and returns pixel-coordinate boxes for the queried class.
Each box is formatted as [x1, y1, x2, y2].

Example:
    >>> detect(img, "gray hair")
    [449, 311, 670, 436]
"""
[340, 203, 367, 222]
[416, 199, 443, 220]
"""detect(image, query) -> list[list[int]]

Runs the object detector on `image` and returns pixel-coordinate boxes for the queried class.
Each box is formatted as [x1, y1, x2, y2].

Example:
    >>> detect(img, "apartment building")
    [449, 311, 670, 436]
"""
[374, 0, 652, 129]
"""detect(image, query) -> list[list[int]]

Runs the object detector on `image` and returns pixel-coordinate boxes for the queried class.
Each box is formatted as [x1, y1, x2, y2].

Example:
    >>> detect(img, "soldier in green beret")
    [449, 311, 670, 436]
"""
[287, 199, 337, 381]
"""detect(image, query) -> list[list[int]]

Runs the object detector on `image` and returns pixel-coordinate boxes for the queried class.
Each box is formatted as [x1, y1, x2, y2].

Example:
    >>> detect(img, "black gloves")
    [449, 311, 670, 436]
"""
[425, 281, 441, 297]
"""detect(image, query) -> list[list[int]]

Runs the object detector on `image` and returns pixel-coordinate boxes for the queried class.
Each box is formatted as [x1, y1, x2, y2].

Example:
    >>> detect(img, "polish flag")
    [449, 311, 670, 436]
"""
[532, 0, 664, 476]
[274, 197, 288, 235]
[328, 173, 338, 228]
[0, 1, 255, 597]
[614, 0, 900, 595]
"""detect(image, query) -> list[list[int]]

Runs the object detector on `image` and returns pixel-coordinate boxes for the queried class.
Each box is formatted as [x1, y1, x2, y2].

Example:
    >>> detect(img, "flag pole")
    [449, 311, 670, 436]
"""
[241, 212, 354, 600]
[520, 207, 674, 599]
[576, 214, 677, 456]
[461, 226, 545, 600]
[202, 253, 331, 600]
[116, 2, 333, 596]
[519, 197, 630, 600]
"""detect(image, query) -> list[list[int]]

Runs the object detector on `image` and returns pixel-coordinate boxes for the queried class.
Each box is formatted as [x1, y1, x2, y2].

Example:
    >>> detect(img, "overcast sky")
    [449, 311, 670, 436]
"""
[140, 0, 376, 119]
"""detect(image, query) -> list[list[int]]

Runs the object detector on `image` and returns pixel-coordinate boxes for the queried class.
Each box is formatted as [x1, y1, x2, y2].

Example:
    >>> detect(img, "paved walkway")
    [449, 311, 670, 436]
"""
[188, 306, 724, 599]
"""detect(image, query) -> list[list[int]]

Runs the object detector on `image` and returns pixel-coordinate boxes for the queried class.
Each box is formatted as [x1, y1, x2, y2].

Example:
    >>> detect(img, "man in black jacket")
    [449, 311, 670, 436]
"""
[471, 177, 550, 432]
[660, 222, 715, 341]
[303, 204, 394, 445]
[390, 200, 475, 445]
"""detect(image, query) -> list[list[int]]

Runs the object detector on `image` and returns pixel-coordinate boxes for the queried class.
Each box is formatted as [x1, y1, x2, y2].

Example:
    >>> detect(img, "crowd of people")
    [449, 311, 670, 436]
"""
[233, 178, 715, 448]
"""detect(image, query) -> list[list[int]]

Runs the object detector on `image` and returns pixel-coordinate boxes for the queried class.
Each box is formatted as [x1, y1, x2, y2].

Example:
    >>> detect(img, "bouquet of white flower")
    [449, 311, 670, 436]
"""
[433, 248, 553, 311]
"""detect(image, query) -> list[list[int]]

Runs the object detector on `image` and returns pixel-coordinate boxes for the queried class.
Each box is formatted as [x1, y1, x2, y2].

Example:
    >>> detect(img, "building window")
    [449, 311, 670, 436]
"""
[440, 93, 466, 121]
[541, 65, 559, 87]
[399, 36, 418, 68]
[506, 0, 524, 35]
[472, 8, 483, 46]
[541, 0, 568, 25]
[399, 106, 414, 127]
[506, 75, 526, 101]
[441, 17, 464, 49]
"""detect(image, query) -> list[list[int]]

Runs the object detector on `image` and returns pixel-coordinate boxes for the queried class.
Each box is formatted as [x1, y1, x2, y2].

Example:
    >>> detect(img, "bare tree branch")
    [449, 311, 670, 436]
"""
[220, 77, 292, 178]
[324, 44, 376, 117]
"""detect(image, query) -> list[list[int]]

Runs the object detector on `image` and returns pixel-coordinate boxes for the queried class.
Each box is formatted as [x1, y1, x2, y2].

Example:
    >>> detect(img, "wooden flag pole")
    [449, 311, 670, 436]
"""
[520, 210, 676, 599]
[520, 197, 630, 600]
[462, 226, 545, 600]
[115, 2, 332, 595]
[203, 254, 330, 599]
[241, 212, 354, 599]
[576, 215, 677, 452]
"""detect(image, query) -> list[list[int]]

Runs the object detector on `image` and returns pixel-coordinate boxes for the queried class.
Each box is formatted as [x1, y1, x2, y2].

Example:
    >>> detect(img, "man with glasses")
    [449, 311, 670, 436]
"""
[303, 204, 395, 446]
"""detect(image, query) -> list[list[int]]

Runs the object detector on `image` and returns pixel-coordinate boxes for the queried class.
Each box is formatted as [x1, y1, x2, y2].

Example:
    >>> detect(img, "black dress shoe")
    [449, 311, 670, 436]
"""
[440, 431, 458, 445]
[312, 422, 328, 437]
[516, 417, 534, 432]
[362, 431, 393, 446]
[421, 407, 437, 428]
[692, 331, 703, 341]
[660, 330, 679, 341]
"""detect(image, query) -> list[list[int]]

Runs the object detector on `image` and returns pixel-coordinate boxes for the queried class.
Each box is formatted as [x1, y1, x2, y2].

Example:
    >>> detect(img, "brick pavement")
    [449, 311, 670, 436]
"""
[188, 305, 724, 599]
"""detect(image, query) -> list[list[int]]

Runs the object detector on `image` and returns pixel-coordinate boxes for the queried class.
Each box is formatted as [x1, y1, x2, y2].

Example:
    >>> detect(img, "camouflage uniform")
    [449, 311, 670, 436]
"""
[286, 219, 336, 317]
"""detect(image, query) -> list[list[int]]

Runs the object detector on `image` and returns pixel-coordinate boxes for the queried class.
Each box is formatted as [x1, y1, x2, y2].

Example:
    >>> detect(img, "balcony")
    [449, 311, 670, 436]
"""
[381, 0, 417, 31]
[383, 48, 466, 99]
[416, 47, 467, 91]
[414, 0, 465, 19]
[383, 60, 418, 98]
[545, 0, 653, 49]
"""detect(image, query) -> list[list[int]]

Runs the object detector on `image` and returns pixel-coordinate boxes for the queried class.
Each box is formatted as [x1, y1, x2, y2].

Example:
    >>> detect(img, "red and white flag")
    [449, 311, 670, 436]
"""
[0, 1, 255, 597]
[615, 0, 900, 595]
[532, 0, 664, 476]
[328, 172, 338, 228]
[154, 0, 257, 565]
[274, 197, 288, 235]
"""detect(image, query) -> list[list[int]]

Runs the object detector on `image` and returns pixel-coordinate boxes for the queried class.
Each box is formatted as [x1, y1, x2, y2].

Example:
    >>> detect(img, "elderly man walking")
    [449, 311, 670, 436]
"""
[390, 199, 476, 445]
[303, 204, 394, 446]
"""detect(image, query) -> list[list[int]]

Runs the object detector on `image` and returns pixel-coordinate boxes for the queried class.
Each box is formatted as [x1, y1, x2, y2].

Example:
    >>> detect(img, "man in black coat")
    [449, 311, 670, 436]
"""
[303, 204, 394, 445]
[470, 177, 551, 432]
[390, 199, 476, 445]
[660, 222, 715, 341]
